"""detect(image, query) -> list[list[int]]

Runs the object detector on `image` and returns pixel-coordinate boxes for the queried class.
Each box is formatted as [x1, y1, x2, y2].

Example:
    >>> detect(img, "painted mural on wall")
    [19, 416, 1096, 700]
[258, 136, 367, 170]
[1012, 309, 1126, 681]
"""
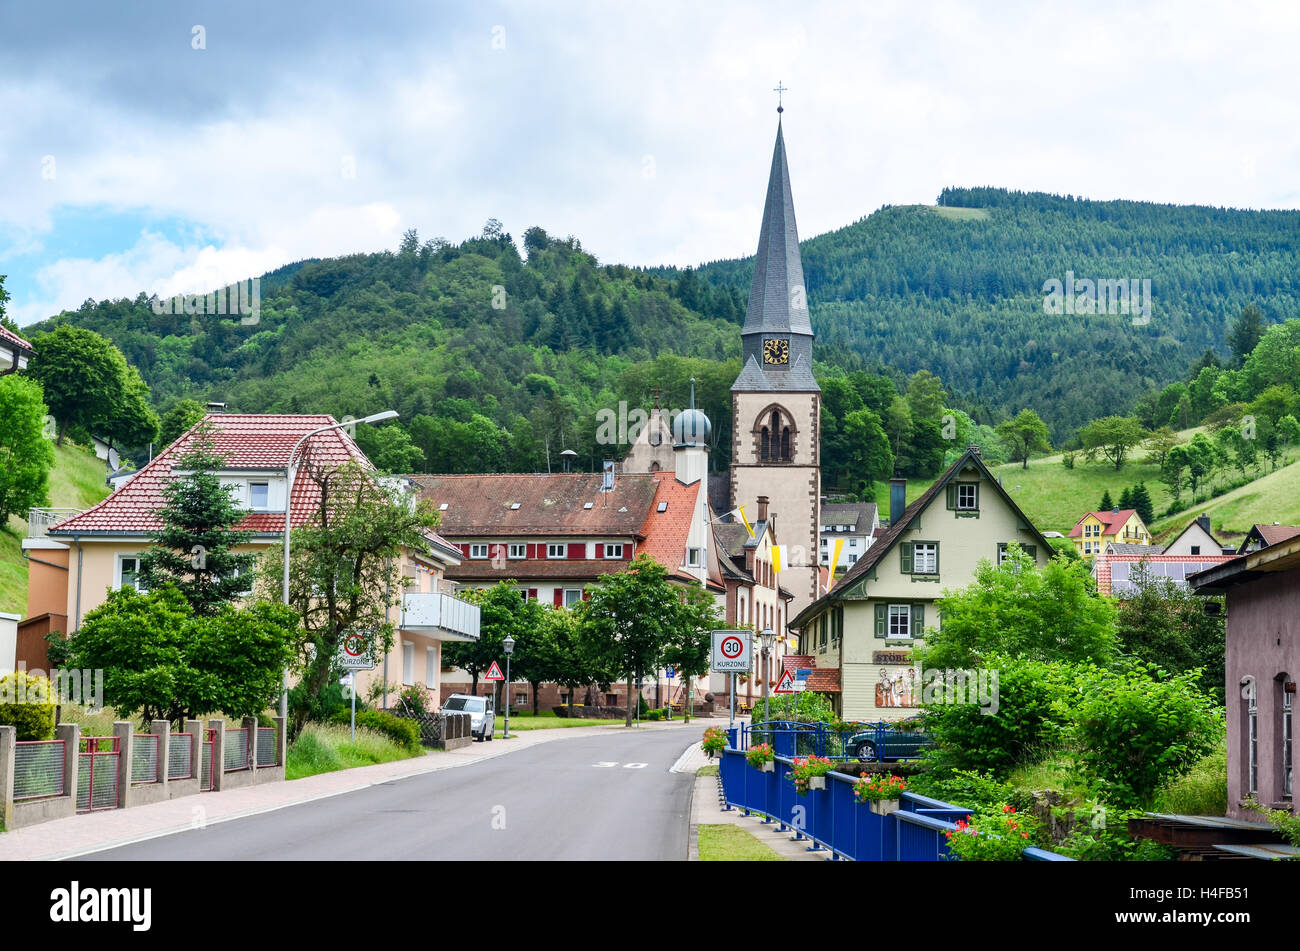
[875, 667, 917, 707]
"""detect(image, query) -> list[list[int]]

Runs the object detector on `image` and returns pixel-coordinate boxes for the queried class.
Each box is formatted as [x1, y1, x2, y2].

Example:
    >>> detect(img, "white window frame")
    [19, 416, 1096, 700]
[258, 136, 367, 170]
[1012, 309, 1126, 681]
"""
[547, 543, 567, 559]
[117, 554, 147, 592]
[912, 542, 938, 574]
[1284, 688, 1293, 800]
[604, 543, 625, 559]
[508, 543, 526, 559]
[956, 482, 978, 510]
[563, 588, 583, 607]
[249, 480, 271, 510]
[687, 547, 702, 567]
[848, 538, 858, 548]
[470, 544, 490, 559]
[888, 604, 912, 639]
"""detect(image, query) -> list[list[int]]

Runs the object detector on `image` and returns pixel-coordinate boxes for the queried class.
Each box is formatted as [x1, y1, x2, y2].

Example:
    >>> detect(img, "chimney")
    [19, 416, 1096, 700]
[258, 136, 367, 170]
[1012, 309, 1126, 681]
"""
[1197, 514, 1211, 534]
[1113, 506, 1120, 514]
[206, 401, 227, 414]
[889, 478, 906, 527]
[757, 496, 770, 523]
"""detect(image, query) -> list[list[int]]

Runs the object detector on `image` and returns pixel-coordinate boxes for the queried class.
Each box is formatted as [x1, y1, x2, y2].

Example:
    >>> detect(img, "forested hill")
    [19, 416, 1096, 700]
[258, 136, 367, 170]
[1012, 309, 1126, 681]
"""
[688, 187, 1300, 436]
[25, 225, 752, 474]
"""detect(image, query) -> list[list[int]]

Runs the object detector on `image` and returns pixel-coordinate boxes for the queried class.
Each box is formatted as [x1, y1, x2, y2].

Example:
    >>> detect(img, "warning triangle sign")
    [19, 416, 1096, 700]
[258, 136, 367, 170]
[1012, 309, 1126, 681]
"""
[485, 661, 505, 681]
[773, 669, 797, 694]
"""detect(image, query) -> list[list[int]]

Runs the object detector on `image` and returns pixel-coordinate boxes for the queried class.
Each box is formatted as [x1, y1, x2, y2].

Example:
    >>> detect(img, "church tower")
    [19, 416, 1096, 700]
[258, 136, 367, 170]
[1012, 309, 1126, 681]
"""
[730, 110, 822, 620]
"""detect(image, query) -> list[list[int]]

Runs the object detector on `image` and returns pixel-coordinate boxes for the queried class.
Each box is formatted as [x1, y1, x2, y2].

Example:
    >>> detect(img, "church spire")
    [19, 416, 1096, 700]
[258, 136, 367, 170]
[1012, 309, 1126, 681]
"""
[733, 109, 818, 393]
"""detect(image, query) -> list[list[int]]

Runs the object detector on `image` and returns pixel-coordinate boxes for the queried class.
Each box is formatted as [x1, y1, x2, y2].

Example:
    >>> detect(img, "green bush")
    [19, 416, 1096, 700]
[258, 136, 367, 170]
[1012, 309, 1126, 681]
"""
[291, 679, 356, 725]
[909, 768, 1034, 814]
[0, 672, 56, 740]
[922, 657, 1077, 779]
[331, 709, 421, 752]
[1069, 664, 1223, 805]
[1153, 744, 1227, 816]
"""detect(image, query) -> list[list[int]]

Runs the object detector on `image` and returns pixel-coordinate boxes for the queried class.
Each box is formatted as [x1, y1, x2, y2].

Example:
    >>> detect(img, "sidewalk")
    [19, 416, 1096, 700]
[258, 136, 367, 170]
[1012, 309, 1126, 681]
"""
[0, 719, 700, 861]
[688, 761, 826, 862]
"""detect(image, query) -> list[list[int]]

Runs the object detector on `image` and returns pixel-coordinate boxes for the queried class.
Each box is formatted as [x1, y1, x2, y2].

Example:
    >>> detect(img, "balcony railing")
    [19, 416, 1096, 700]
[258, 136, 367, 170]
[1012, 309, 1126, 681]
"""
[401, 592, 481, 642]
[28, 508, 83, 538]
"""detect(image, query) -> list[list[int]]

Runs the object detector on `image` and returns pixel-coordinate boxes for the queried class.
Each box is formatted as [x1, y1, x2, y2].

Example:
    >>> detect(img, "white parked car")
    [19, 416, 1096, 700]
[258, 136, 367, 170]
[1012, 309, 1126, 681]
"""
[442, 694, 495, 741]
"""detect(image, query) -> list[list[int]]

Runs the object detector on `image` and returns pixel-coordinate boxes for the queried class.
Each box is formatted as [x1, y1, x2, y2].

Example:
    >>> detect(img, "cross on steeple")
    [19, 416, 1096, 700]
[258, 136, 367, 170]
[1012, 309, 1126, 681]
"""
[773, 81, 788, 113]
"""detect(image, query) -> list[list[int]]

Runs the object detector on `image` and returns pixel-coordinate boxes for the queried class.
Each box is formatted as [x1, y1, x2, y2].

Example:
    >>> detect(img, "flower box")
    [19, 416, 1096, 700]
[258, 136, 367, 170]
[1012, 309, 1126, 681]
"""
[760, 760, 775, 773]
[808, 775, 826, 791]
[870, 798, 900, 816]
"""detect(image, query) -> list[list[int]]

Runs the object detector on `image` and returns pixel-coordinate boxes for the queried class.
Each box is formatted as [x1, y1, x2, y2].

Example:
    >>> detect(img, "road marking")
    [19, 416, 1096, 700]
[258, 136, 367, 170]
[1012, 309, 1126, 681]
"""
[593, 762, 618, 768]
[623, 763, 647, 769]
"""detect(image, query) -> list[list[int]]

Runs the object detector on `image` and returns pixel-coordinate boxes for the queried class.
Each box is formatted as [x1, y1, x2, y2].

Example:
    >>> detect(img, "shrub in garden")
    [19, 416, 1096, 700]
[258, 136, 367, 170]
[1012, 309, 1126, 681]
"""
[397, 683, 431, 714]
[0, 671, 56, 740]
[1068, 664, 1222, 805]
[789, 755, 835, 795]
[922, 656, 1077, 779]
[853, 773, 907, 803]
[331, 709, 421, 752]
[746, 743, 775, 769]
[908, 769, 1033, 814]
[944, 804, 1039, 861]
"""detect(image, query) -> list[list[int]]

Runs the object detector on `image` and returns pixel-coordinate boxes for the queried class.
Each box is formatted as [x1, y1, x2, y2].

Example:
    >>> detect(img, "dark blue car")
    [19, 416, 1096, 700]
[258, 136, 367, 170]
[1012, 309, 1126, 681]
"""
[844, 719, 930, 762]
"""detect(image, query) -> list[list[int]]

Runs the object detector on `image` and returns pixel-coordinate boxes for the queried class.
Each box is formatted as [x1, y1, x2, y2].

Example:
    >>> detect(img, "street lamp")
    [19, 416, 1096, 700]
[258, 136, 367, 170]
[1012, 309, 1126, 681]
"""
[503, 634, 515, 739]
[279, 410, 400, 719]
[758, 627, 776, 724]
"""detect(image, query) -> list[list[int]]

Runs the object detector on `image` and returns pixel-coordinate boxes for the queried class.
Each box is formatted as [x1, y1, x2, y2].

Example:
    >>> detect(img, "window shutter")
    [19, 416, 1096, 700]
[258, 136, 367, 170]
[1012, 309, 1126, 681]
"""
[596, 543, 604, 558]
[874, 603, 887, 638]
[946, 484, 957, 510]
[899, 543, 913, 574]
[1025, 545, 1037, 561]
[911, 603, 925, 638]
[526, 543, 537, 559]
[568, 543, 584, 559]
[997, 542, 1007, 563]
[553, 589, 563, 607]
[582, 590, 591, 601]
[972, 484, 980, 509]
[933, 543, 940, 575]
[528, 588, 538, 601]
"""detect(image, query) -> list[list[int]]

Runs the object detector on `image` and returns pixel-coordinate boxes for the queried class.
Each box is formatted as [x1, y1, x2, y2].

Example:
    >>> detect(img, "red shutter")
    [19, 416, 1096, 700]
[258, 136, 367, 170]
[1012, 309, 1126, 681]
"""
[553, 589, 563, 607]
[528, 588, 538, 602]
[582, 590, 591, 601]
[527, 543, 537, 559]
[568, 543, 584, 559]
[460, 543, 470, 557]
[596, 543, 605, 558]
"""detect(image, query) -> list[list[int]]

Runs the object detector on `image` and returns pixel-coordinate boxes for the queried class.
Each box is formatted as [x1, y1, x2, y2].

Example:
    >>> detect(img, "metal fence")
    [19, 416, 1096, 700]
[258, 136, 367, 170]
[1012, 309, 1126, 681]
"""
[200, 730, 215, 791]
[224, 728, 250, 772]
[13, 739, 65, 800]
[719, 731, 1074, 862]
[168, 732, 194, 779]
[77, 736, 120, 813]
[256, 727, 277, 767]
[131, 734, 160, 784]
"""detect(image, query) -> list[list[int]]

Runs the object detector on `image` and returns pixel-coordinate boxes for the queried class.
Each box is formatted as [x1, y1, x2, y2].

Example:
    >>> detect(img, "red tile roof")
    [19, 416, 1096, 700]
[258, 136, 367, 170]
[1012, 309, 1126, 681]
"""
[1253, 524, 1300, 547]
[48, 414, 371, 537]
[636, 473, 701, 575]
[781, 654, 815, 674]
[1, 325, 33, 351]
[804, 668, 840, 693]
[1068, 509, 1140, 538]
[411, 473, 658, 537]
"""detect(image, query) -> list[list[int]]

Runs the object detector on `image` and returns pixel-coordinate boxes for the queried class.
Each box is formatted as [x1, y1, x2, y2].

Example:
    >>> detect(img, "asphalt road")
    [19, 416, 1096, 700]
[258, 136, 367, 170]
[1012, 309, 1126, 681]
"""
[83, 727, 698, 860]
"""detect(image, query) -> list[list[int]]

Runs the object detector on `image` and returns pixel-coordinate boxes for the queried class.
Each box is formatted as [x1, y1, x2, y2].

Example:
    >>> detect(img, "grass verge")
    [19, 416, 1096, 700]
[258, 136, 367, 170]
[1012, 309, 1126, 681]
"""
[697, 824, 785, 861]
[286, 723, 422, 780]
[697, 764, 719, 777]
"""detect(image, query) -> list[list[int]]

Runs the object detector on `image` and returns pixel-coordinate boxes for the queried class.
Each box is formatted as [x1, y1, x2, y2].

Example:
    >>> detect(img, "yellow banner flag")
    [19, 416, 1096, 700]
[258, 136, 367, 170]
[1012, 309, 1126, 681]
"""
[737, 505, 755, 539]
[826, 537, 845, 589]
[771, 544, 786, 573]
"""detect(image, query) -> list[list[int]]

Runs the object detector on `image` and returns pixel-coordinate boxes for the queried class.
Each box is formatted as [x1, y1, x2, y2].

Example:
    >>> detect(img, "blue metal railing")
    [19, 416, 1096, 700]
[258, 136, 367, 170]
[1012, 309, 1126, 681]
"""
[739, 720, 929, 762]
[719, 735, 1074, 862]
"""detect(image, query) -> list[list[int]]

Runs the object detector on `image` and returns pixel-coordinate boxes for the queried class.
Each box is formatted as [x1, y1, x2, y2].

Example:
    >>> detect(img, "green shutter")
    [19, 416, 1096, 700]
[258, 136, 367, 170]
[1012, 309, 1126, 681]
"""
[1026, 545, 1038, 561]
[900, 542, 913, 574]
[973, 484, 980, 509]
[946, 484, 957, 510]
[874, 603, 887, 638]
[933, 542, 940, 575]
[911, 602, 926, 637]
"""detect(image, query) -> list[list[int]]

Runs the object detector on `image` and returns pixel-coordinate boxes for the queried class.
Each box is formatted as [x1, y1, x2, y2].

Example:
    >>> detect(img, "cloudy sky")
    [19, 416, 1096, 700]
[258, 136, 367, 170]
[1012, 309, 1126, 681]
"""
[2, 0, 1297, 327]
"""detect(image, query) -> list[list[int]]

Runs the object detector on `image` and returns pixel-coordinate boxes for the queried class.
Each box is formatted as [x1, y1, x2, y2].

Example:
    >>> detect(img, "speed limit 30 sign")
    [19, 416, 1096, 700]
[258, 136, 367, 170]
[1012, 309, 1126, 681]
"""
[711, 630, 752, 672]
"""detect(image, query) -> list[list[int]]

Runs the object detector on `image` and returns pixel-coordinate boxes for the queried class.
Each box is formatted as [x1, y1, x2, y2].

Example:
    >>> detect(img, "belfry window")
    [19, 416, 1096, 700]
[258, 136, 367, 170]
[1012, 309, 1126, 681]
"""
[757, 407, 794, 462]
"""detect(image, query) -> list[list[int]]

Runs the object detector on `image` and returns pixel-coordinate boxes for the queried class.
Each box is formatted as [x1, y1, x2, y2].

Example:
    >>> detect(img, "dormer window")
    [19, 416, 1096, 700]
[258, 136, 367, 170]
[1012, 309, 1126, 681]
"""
[250, 482, 270, 510]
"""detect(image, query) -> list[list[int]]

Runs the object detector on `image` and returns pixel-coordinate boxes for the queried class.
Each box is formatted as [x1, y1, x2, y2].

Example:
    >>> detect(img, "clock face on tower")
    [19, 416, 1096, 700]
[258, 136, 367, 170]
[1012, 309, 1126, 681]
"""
[763, 338, 790, 366]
